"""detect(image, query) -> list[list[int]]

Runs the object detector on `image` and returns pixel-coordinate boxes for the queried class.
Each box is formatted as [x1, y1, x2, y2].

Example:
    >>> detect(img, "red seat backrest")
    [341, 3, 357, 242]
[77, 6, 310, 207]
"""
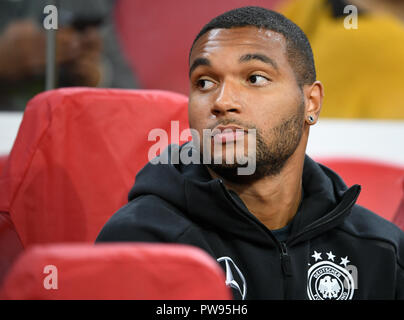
[0, 88, 189, 246]
[0, 243, 231, 300]
[316, 158, 404, 222]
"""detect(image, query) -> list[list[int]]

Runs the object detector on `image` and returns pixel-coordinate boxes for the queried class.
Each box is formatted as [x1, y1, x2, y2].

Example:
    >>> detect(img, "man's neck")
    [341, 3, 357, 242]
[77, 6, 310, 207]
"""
[208, 146, 306, 231]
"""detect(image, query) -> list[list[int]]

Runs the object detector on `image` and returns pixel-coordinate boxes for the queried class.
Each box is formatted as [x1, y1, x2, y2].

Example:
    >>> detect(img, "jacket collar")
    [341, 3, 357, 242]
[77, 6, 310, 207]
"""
[130, 144, 361, 247]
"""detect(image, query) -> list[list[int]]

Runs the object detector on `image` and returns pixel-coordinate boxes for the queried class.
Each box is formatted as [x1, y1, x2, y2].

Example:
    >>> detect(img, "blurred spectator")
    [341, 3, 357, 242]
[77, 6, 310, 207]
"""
[279, 0, 404, 119]
[0, 0, 138, 111]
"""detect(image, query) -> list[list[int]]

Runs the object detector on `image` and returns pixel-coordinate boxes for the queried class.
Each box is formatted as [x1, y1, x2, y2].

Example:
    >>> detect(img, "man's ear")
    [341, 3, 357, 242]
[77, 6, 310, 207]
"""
[304, 81, 324, 125]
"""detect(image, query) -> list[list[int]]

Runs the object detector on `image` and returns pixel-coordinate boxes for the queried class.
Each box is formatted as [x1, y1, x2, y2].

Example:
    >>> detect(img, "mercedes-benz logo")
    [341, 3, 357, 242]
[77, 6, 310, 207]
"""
[217, 256, 247, 300]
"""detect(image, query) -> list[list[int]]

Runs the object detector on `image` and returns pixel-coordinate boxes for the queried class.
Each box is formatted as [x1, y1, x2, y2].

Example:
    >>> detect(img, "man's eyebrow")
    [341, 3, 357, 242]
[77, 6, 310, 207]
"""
[239, 53, 278, 71]
[189, 57, 211, 78]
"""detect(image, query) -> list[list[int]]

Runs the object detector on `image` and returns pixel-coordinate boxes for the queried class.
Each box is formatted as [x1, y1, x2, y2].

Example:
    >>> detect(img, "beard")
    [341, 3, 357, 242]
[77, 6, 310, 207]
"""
[205, 99, 305, 184]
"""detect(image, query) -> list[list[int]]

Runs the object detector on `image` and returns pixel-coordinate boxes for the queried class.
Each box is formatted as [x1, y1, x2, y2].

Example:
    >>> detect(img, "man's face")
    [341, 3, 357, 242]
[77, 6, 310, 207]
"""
[188, 26, 306, 182]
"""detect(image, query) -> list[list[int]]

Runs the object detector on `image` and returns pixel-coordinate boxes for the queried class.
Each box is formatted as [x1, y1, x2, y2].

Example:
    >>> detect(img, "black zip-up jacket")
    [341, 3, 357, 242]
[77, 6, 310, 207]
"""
[96, 144, 404, 300]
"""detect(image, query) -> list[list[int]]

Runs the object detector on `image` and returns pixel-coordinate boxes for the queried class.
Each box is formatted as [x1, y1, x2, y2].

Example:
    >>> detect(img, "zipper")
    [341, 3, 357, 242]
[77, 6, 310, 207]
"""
[280, 241, 292, 277]
[280, 241, 292, 299]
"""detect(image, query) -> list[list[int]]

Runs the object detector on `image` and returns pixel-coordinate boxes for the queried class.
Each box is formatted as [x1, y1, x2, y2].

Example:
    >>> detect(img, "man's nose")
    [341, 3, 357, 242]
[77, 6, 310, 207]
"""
[211, 81, 242, 117]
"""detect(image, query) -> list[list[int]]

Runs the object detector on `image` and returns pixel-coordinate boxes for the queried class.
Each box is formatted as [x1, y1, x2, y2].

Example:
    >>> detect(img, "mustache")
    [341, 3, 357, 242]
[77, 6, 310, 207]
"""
[207, 118, 257, 131]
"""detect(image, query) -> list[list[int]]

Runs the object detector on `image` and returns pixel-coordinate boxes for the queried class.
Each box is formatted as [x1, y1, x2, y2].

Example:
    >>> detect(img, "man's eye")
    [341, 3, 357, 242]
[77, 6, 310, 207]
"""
[197, 79, 215, 90]
[248, 75, 270, 86]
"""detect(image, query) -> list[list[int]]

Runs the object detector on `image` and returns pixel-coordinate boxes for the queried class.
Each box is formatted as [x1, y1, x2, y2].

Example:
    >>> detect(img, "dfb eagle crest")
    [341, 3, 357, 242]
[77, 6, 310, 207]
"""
[318, 275, 341, 299]
[307, 250, 356, 300]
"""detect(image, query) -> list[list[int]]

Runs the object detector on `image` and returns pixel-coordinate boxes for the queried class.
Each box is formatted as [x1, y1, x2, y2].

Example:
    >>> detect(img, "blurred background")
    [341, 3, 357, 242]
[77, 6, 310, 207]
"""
[0, 0, 403, 163]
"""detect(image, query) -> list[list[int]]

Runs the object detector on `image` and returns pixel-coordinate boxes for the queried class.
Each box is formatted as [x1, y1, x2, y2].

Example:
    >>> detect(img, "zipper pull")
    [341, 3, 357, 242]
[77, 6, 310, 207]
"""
[280, 242, 293, 277]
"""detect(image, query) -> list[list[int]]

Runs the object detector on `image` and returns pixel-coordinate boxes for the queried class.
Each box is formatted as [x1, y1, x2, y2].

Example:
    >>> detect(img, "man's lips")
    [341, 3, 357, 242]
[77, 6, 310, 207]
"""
[211, 125, 247, 143]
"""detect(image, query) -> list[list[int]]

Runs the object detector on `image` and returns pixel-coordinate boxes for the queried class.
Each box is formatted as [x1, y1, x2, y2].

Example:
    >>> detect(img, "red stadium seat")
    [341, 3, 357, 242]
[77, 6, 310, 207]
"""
[0, 243, 231, 300]
[0, 88, 241, 299]
[0, 88, 189, 249]
[316, 158, 404, 222]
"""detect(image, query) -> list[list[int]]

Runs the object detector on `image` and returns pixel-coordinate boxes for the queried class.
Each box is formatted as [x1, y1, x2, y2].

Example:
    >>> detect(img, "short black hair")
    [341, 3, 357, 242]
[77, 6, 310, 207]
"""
[190, 6, 316, 87]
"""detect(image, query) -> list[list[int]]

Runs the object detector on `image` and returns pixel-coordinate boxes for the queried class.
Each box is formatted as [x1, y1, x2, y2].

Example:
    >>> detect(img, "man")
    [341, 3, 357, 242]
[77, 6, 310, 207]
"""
[96, 7, 404, 300]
